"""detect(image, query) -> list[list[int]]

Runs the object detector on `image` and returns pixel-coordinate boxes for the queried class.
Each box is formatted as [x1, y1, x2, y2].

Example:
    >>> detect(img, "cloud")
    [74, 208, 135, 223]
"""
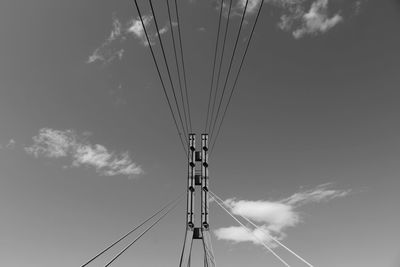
[275, 0, 343, 38]
[292, 0, 343, 38]
[228, 0, 361, 38]
[0, 139, 16, 150]
[127, 16, 173, 45]
[6, 139, 16, 149]
[282, 182, 351, 206]
[87, 15, 125, 64]
[127, 15, 154, 46]
[25, 128, 143, 178]
[214, 183, 350, 246]
[237, 0, 263, 14]
[214, 225, 278, 246]
[87, 14, 174, 63]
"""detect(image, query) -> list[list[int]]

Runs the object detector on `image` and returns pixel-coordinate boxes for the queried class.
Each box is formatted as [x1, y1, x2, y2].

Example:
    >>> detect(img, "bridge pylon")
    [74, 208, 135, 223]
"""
[180, 133, 215, 267]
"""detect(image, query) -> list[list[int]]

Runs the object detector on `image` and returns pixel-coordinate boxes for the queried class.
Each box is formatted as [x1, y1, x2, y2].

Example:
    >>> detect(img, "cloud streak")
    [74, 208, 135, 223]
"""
[25, 128, 143, 178]
[87, 14, 174, 64]
[231, 0, 361, 38]
[87, 15, 125, 64]
[214, 183, 351, 246]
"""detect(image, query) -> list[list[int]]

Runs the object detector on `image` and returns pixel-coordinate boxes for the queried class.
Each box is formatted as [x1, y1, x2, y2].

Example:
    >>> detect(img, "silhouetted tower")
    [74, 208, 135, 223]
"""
[180, 134, 215, 267]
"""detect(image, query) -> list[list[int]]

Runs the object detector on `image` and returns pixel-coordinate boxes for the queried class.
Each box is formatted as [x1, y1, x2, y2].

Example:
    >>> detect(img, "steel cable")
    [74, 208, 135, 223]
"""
[210, 0, 263, 154]
[208, 0, 233, 134]
[104, 195, 183, 266]
[209, 0, 250, 142]
[166, 0, 190, 138]
[204, 0, 224, 133]
[149, 0, 189, 140]
[133, 0, 187, 155]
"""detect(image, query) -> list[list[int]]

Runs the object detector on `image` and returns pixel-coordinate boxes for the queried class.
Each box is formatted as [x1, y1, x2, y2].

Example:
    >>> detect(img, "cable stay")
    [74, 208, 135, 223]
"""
[173, 0, 192, 133]
[210, 0, 264, 154]
[166, 0, 190, 138]
[209, 192, 291, 267]
[80, 193, 184, 266]
[210, 191, 314, 267]
[208, 0, 233, 134]
[210, 191, 315, 267]
[209, 0, 250, 143]
[104, 195, 183, 266]
[204, 0, 224, 133]
[132, 0, 187, 156]
[149, 0, 189, 140]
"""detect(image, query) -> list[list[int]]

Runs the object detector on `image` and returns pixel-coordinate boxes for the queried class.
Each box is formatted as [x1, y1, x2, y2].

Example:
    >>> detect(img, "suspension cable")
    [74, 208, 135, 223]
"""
[149, 0, 189, 140]
[132, 0, 187, 155]
[208, 0, 233, 134]
[178, 227, 188, 267]
[210, 191, 314, 267]
[209, 0, 249, 142]
[210, 0, 264, 154]
[174, 0, 192, 133]
[80, 193, 184, 266]
[104, 195, 183, 267]
[204, 0, 224, 133]
[209, 192, 291, 267]
[166, 0, 190, 137]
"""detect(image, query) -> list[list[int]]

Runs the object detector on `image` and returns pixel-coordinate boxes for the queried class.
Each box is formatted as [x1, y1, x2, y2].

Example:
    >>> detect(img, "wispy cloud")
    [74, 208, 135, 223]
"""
[25, 128, 143, 178]
[87, 15, 125, 64]
[229, 0, 362, 39]
[127, 15, 154, 46]
[88, 14, 174, 64]
[214, 183, 351, 246]
[0, 139, 16, 150]
[292, 0, 343, 38]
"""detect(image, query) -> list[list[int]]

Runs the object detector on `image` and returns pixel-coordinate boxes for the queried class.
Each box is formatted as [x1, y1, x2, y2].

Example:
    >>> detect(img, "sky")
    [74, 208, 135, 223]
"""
[0, 0, 400, 266]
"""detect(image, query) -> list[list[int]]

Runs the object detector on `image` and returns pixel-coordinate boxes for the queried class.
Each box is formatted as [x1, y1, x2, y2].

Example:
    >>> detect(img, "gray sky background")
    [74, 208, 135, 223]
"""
[1, 0, 400, 266]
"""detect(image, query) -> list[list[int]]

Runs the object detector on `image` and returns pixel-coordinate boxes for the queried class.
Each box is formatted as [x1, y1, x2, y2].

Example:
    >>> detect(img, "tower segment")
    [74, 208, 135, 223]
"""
[180, 134, 215, 267]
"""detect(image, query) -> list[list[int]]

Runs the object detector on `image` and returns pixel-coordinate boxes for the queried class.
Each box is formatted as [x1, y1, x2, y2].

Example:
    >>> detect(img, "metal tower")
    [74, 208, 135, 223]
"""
[180, 134, 215, 267]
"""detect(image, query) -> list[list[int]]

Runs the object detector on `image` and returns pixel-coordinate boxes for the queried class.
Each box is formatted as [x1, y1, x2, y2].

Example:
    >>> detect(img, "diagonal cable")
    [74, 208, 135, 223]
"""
[104, 195, 183, 267]
[204, 0, 224, 133]
[81, 193, 184, 267]
[210, 0, 263, 154]
[209, 0, 249, 142]
[149, 0, 189, 139]
[210, 191, 314, 267]
[166, 0, 190, 137]
[209, 192, 291, 267]
[174, 0, 192, 133]
[132, 0, 187, 155]
[178, 227, 188, 267]
[208, 0, 233, 134]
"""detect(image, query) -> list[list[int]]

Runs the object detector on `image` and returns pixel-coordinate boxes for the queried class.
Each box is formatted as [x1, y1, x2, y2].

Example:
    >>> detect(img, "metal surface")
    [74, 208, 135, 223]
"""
[180, 134, 215, 267]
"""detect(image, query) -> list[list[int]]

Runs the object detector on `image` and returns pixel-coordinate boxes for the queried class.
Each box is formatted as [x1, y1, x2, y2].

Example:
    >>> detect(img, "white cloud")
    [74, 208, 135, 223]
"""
[6, 139, 16, 149]
[231, 0, 359, 39]
[215, 225, 278, 246]
[293, 0, 343, 39]
[87, 14, 174, 63]
[237, 0, 263, 14]
[225, 198, 299, 232]
[0, 139, 16, 150]
[109, 17, 122, 41]
[87, 16, 125, 64]
[157, 24, 169, 36]
[282, 183, 351, 206]
[127, 16, 172, 46]
[127, 15, 154, 46]
[25, 128, 143, 178]
[275, 0, 343, 38]
[214, 183, 350, 246]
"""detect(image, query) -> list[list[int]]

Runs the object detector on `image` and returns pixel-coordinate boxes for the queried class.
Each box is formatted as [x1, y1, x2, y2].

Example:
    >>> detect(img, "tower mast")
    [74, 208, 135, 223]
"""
[180, 133, 215, 267]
